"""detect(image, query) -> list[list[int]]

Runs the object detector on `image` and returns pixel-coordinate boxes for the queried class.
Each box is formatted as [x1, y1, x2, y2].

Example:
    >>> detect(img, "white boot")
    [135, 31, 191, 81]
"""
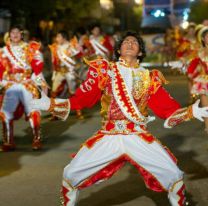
[168, 180, 186, 206]
[61, 179, 79, 206]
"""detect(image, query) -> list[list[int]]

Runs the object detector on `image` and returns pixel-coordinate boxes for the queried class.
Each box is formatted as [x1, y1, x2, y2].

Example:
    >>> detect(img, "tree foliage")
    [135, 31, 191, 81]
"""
[0, 0, 99, 33]
[189, 0, 208, 23]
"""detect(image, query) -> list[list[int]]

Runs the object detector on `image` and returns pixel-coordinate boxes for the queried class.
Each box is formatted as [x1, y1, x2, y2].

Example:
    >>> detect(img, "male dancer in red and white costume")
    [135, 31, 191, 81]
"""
[49, 31, 83, 119]
[0, 25, 46, 151]
[31, 31, 208, 205]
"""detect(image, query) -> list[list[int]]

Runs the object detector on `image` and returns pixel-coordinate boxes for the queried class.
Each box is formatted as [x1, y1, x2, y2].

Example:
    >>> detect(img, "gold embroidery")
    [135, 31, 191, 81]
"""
[132, 70, 150, 100]
[48, 98, 70, 120]
[165, 106, 193, 128]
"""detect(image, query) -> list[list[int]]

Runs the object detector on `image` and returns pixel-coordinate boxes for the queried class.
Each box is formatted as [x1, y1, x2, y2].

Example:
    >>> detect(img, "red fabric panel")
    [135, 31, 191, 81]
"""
[13, 103, 24, 120]
[103, 35, 114, 52]
[31, 59, 43, 75]
[78, 154, 165, 192]
[70, 67, 102, 110]
[148, 87, 181, 119]
[187, 58, 201, 79]
[0, 61, 5, 81]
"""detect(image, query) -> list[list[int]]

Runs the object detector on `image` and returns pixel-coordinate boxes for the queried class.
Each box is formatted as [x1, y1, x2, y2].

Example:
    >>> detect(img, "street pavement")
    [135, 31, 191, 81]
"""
[0, 72, 208, 206]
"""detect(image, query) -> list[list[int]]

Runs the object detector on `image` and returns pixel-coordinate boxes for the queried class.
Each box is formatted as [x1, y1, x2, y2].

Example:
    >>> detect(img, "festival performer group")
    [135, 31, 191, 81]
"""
[1, 21, 208, 206]
[0, 24, 114, 150]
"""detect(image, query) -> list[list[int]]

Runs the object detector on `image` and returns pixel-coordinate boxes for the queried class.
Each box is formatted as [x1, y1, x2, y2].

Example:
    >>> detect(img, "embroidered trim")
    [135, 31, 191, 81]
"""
[164, 106, 193, 128]
[3, 44, 30, 69]
[111, 62, 147, 124]
[48, 98, 70, 120]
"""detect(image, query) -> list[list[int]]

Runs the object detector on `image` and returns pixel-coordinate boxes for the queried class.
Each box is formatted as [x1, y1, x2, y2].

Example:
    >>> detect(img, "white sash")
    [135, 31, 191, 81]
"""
[110, 63, 155, 124]
[57, 49, 76, 70]
[90, 38, 108, 56]
[3, 44, 30, 69]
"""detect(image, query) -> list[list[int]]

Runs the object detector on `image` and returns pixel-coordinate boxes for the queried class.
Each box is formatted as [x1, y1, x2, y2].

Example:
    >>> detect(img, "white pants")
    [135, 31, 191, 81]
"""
[63, 134, 183, 191]
[52, 71, 76, 94]
[1, 83, 35, 120]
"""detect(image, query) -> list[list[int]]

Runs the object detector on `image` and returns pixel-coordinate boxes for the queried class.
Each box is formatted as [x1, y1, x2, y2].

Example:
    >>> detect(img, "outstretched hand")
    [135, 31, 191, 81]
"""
[30, 91, 51, 111]
[192, 99, 208, 122]
[168, 61, 184, 69]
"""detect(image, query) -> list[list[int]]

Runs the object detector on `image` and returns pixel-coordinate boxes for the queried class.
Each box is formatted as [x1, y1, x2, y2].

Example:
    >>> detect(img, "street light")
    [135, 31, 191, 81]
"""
[135, 0, 143, 5]
[100, 0, 113, 10]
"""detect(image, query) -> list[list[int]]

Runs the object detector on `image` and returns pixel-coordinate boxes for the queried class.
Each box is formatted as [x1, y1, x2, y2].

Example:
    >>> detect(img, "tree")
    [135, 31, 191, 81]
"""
[189, 0, 208, 24]
[0, 0, 100, 36]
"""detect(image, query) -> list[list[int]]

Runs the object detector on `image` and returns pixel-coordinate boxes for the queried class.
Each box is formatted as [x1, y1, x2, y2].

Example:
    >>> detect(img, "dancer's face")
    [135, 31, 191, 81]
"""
[187, 27, 195, 37]
[56, 34, 66, 45]
[10, 28, 22, 44]
[91, 27, 100, 37]
[120, 36, 140, 59]
[203, 32, 208, 46]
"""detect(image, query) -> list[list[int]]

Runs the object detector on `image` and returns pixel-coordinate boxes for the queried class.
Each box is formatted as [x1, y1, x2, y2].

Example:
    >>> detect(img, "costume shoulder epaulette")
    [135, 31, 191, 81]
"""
[48, 43, 57, 51]
[149, 69, 168, 94]
[84, 56, 109, 69]
[28, 41, 41, 51]
[27, 41, 42, 62]
[84, 56, 109, 90]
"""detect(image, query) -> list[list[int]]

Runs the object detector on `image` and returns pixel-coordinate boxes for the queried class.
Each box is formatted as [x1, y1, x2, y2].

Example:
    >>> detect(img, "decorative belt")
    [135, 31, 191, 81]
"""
[101, 120, 146, 134]
[6, 69, 32, 83]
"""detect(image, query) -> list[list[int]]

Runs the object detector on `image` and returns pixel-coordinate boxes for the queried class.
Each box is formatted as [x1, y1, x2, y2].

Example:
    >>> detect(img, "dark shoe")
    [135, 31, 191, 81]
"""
[1, 143, 16, 152]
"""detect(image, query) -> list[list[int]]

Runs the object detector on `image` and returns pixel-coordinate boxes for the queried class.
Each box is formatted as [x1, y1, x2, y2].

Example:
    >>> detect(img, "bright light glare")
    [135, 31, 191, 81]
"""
[100, 0, 113, 10]
[183, 9, 190, 21]
[181, 21, 189, 29]
[152, 10, 165, 18]
[135, 0, 143, 4]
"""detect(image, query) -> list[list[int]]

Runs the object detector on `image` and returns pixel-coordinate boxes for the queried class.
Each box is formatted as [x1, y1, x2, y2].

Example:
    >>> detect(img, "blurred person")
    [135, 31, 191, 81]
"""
[49, 30, 84, 119]
[187, 26, 208, 133]
[89, 24, 114, 59]
[30, 31, 208, 206]
[75, 27, 93, 81]
[171, 23, 200, 104]
[175, 23, 198, 72]
[0, 25, 47, 151]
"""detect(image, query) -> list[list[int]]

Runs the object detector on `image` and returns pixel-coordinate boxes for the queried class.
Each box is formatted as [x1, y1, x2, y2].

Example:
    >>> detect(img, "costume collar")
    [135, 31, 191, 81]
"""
[118, 57, 140, 68]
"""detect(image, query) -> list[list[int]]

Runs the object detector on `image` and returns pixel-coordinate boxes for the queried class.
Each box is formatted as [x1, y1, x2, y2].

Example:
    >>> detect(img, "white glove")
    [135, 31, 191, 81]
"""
[30, 91, 51, 111]
[192, 99, 208, 121]
[169, 61, 183, 69]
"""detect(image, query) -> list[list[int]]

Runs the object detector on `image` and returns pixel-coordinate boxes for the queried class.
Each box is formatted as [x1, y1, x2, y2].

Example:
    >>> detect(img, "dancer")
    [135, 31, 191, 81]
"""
[187, 26, 208, 133]
[0, 25, 46, 151]
[31, 31, 208, 205]
[49, 30, 83, 119]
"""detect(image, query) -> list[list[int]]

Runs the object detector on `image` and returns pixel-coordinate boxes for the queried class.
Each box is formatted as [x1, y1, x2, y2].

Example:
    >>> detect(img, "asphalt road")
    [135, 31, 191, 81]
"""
[0, 72, 208, 206]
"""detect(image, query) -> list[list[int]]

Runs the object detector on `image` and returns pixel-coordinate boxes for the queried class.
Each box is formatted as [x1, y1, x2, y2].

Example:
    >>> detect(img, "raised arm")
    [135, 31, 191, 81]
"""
[30, 58, 109, 120]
